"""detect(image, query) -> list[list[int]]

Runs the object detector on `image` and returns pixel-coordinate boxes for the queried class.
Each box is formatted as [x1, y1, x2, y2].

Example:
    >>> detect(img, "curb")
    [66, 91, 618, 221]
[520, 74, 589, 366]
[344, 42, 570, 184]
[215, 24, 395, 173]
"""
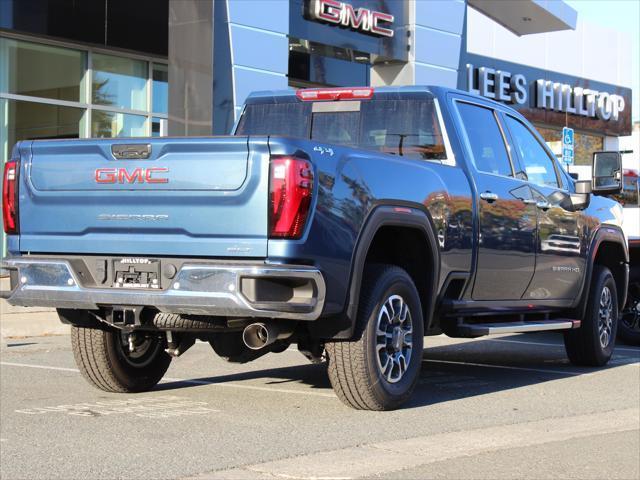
[1, 305, 69, 338]
[1, 276, 69, 338]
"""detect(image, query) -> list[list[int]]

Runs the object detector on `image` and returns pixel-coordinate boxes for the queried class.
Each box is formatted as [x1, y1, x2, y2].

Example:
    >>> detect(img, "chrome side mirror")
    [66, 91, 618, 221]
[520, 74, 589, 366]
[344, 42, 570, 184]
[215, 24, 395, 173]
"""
[571, 180, 592, 210]
[575, 180, 592, 194]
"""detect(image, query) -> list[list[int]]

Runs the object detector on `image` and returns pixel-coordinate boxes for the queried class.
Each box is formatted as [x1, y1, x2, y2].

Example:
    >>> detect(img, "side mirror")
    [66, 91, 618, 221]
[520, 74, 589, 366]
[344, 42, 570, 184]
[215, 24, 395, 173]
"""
[592, 151, 622, 195]
[575, 180, 592, 194]
[570, 180, 592, 210]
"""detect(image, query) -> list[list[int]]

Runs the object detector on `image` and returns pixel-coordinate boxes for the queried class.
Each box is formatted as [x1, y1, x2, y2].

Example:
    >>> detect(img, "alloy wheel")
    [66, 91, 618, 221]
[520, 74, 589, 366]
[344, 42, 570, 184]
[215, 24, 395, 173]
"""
[598, 286, 614, 348]
[375, 295, 413, 383]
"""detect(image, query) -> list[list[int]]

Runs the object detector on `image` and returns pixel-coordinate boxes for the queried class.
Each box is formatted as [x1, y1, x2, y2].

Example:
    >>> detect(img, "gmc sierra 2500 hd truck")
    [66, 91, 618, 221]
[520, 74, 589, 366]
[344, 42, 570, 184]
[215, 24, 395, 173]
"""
[2, 86, 629, 410]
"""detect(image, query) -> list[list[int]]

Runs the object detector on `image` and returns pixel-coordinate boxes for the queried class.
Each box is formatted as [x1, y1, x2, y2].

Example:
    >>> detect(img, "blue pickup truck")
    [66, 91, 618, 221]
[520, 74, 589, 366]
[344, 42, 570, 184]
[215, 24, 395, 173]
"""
[2, 86, 629, 410]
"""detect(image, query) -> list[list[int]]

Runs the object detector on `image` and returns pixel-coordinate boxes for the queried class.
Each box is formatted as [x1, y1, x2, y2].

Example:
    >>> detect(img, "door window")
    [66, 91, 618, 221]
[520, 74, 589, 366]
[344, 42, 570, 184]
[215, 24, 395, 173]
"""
[456, 102, 512, 177]
[505, 116, 559, 188]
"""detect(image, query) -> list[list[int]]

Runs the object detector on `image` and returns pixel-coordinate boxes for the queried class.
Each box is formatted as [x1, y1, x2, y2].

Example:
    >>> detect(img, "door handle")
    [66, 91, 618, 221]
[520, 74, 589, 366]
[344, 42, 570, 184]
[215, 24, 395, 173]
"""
[522, 199, 537, 205]
[536, 200, 551, 211]
[480, 192, 499, 203]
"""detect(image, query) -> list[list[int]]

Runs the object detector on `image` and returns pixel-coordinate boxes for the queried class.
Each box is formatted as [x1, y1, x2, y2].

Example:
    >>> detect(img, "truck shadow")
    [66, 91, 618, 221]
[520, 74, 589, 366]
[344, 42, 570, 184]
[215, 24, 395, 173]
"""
[157, 333, 639, 409]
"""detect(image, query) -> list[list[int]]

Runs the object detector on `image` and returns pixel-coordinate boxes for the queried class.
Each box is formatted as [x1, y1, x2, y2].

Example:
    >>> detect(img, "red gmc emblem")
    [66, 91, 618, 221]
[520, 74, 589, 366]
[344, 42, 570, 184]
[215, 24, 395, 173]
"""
[95, 167, 169, 184]
[309, 0, 394, 38]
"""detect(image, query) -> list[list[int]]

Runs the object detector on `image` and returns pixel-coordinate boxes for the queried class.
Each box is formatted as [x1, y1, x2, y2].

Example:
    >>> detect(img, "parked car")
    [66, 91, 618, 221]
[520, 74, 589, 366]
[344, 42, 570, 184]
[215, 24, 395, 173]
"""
[613, 168, 640, 344]
[2, 86, 629, 410]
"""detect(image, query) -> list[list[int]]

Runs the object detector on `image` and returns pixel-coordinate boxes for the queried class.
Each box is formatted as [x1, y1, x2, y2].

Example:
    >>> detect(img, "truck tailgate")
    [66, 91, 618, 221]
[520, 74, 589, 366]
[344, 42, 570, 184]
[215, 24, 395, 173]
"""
[18, 137, 270, 257]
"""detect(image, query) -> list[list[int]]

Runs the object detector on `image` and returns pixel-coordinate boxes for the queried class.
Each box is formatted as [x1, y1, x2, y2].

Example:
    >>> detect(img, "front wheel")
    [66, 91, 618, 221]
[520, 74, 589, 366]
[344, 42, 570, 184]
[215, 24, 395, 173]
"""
[71, 324, 172, 393]
[326, 264, 424, 411]
[564, 265, 619, 366]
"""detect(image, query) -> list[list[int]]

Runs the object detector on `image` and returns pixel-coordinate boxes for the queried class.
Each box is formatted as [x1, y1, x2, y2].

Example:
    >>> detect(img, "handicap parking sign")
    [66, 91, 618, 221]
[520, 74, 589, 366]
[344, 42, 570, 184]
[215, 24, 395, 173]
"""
[562, 127, 574, 165]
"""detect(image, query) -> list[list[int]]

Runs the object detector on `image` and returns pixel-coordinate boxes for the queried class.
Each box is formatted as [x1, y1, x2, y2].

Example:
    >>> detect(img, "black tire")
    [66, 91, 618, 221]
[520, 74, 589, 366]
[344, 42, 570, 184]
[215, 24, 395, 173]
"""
[564, 265, 618, 366]
[617, 283, 640, 346]
[326, 264, 424, 410]
[70, 324, 172, 393]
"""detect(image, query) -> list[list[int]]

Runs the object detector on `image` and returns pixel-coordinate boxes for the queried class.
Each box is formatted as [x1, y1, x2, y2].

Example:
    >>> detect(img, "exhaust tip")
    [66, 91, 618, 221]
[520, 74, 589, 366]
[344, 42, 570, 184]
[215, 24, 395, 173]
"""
[242, 323, 273, 350]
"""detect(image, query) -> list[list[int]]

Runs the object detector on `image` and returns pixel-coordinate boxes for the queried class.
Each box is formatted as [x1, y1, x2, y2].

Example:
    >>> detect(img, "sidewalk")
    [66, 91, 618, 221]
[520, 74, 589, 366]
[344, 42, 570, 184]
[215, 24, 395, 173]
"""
[0, 277, 69, 338]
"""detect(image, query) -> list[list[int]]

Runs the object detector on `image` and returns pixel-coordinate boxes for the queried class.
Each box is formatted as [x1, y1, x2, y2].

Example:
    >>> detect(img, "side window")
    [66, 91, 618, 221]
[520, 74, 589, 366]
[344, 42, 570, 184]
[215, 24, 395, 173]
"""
[505, 116, 559, 188]
[456, 102, 512, 177]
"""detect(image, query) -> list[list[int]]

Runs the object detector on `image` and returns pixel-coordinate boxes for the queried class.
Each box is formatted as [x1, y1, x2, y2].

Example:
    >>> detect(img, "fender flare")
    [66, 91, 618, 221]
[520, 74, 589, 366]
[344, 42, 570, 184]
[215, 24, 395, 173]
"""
[575, 225, 629, 318]
[345, 205, 441, 334]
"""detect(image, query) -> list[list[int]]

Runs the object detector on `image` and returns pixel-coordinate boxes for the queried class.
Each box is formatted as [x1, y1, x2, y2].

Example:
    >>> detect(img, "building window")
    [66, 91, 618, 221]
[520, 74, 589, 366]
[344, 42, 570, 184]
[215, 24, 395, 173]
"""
[0, 38, 86, 102]
[1, 98, 85, 148]
[537, 126, 604, 166]
[92, 53, 148, 111]
[152, 63, 168, 115]
[1, 34, 168, 157]
[91, 111, 147, 138]
[288, 37, 371, 88]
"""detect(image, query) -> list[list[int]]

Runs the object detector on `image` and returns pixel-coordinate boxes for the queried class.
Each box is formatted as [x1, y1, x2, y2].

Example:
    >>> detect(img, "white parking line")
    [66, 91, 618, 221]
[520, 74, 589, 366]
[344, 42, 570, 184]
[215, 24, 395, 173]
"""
[424, 358, 591, 376]
[0, 361, 79, 373]
[485, 338, 640, 353]
[0, 361, 335, 399]
[161, 376, 336, 398]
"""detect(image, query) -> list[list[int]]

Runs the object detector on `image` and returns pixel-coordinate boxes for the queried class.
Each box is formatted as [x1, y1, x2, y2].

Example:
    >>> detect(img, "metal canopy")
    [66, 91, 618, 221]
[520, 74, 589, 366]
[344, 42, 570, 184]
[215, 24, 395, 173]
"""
[468, 0, 577, 36]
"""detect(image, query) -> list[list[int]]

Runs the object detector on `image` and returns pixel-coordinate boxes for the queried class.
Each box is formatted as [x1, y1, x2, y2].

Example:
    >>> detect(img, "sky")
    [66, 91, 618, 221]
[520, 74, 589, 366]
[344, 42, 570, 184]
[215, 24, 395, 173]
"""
[565, 0, 640, 122]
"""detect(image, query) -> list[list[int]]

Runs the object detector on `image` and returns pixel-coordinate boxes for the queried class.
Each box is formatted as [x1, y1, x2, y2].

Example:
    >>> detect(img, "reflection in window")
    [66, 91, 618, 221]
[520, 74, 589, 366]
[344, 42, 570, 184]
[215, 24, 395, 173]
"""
[152, 117, 167, 137]
[152, 63, 168, 114]
[359, 100, 446, 160]
[236, 102, 311, 138]
[0, 37, 85, 102]
[92, 111, 146, 138]
[311, 112, 359, 146]
[456, 103, 512, 176]
[612, 170, 639, 207]
[505, 116, 558, 188]
[237, 98, 446, 161]
[92, 54, 148, 111]
[2, 98, 84, 147]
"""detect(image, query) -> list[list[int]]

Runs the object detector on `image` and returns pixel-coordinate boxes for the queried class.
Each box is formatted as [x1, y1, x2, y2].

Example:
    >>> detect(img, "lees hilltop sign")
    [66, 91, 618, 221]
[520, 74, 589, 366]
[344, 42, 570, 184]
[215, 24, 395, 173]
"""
[466, 63, 626, 122]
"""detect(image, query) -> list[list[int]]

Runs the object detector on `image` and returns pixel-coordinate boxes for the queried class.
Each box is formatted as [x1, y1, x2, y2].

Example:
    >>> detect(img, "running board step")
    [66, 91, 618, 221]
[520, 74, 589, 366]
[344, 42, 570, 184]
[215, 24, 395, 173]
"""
[459, 319, 581, 336]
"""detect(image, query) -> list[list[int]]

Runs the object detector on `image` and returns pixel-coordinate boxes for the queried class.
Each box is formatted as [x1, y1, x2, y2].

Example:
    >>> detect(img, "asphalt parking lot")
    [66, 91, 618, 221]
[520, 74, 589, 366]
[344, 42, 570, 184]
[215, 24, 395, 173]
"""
[1, 331, 638, 480]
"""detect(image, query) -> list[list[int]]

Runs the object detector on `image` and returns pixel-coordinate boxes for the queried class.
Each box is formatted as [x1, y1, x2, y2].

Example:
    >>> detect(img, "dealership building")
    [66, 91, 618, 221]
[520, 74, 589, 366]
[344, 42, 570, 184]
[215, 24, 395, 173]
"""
[0, 0, 634, 253]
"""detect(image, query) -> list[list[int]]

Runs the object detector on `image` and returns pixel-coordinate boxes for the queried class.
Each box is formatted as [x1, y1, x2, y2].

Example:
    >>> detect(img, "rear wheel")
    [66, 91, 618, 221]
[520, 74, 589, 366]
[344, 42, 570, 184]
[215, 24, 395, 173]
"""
[564, 265, 618, 366]
[326, 264, 423, 410]
[70, 324, 171, 393]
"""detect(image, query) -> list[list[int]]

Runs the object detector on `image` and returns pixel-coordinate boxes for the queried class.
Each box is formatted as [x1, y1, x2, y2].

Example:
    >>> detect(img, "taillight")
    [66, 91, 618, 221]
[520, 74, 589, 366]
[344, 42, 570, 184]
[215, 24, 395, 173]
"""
[269, 156, 313, 239]
[295, 87, 374, 102]
[2, 160, 19, 234]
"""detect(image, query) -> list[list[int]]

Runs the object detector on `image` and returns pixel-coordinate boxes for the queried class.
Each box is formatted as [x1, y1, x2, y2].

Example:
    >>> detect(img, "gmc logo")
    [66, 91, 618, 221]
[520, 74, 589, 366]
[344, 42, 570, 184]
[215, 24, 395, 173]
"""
[309, 0, 394, 38]
[95, 167, 169, 184]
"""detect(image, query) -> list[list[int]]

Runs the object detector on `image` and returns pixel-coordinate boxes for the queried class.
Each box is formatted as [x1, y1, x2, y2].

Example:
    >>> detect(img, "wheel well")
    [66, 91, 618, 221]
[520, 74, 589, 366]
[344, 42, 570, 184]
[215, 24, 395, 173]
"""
[594, 240, 627, 307]
[364, 226, 435, 327]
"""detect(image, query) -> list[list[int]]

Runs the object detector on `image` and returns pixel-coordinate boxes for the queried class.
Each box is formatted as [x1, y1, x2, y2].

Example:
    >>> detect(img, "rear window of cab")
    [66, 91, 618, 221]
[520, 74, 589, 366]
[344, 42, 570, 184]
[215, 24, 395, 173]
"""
[236, 97, 447, 161]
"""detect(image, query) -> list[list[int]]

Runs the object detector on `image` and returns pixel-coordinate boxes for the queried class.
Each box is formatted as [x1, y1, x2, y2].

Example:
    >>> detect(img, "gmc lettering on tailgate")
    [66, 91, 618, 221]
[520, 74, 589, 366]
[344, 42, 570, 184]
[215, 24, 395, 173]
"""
[95, 167, 169, 184]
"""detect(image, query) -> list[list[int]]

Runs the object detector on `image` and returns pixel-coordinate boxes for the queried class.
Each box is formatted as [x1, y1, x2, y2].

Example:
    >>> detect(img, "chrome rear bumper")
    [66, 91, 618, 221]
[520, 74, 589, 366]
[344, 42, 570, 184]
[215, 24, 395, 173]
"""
[1, 258, 325, 320]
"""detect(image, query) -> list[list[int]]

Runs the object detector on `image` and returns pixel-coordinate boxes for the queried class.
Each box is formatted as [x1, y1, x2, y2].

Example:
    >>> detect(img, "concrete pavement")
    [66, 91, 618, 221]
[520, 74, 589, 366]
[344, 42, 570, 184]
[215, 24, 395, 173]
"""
[1, 331, 638, 480]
